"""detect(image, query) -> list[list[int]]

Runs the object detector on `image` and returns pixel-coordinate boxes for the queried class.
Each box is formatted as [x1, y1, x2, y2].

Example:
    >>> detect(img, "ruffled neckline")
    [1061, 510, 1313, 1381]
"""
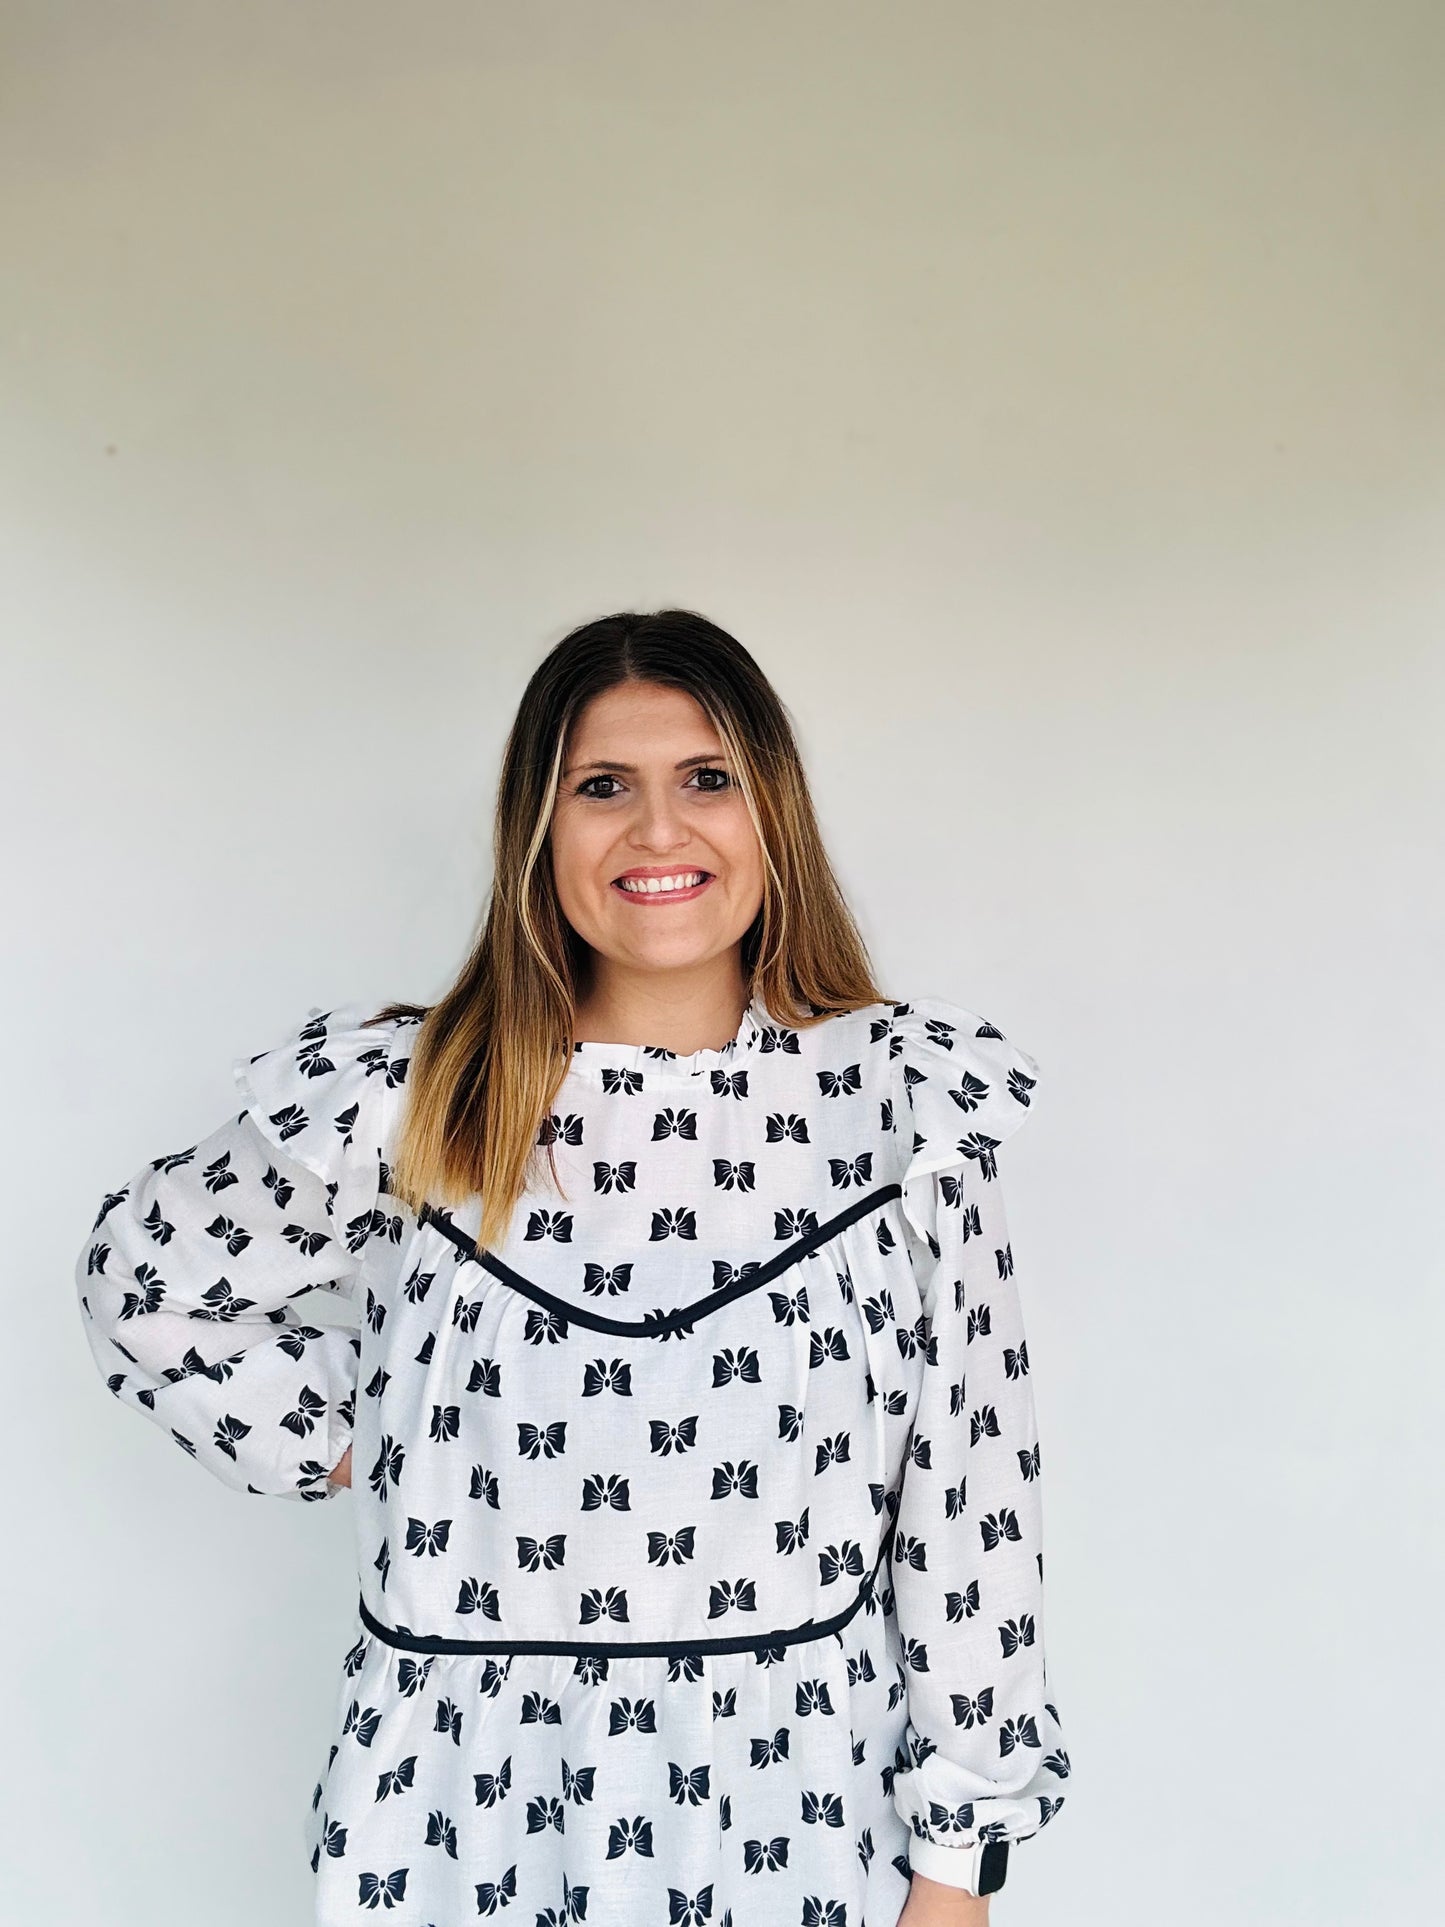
[569, 990, 771, 1082]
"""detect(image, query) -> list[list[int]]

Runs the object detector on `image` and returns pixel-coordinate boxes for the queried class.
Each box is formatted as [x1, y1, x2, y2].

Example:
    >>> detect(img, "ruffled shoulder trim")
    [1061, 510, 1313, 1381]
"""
[232, 1002, 417, 1249]
[890, 993, 1041, 1242]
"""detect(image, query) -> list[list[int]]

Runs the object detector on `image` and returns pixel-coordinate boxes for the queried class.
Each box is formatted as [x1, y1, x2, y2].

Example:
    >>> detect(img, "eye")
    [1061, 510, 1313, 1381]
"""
[574, 774, 624, 800]
[688, 765, 732, 792]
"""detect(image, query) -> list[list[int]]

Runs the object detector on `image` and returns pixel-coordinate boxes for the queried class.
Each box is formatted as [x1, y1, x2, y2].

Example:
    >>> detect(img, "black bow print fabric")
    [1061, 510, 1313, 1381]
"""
[76, 992, 1069, 1923]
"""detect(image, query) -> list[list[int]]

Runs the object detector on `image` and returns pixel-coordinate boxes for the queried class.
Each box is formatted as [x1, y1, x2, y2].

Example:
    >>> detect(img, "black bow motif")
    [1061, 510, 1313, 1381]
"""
[517, 1532, 566, 1571]
[818, 1540, 865, 1585]
[768, 1283, 810, 1326]
[747, 1726, 790, 1766]
[979, 1507, 1023, 1552]
[743, 1834, 790, 1871]
[581, 1356, 632, 1395]
[801, 1791, 844, 1827]
[356, 1866, 407, 1908]
[523, 1207, 575, 1242]
[404, 1516, 451, 1557]
[666, 1883, 715, 1924]
[710, 1348, 762, 1386]
[604, 1814, 654, 1856]
[1000, 1613, 1037, 1656]
[474, 1862, 517, 1915]
[607, 1696, 658, 1735]
[827, 1151, 874, 1189]
[712, 1158, 756, 1191]
[808, 1326, 850, 1366]
[593, 1160, 637, 1194]
[668, 1762, 711, 1806]
[374, 1755, 416, 1801]
[579, 1585, 629, 1624]
[423, 1808, 457, 1857]
[774, 1508, 810, 1553]
[706, 1577, 757, 1617]
[648, 1415, 698, 1455]
[518, 1419, 567, 1459]
[646, 1525, 697, 1566]
[582, 1260, 634, 1297]
[472, 1755, 512, 1807]
[649, 1206, 698, 1240]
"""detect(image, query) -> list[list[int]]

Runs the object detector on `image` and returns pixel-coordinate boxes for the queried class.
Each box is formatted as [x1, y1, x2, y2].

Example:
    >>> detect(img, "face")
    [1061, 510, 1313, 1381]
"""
[549, 681, 766, 985]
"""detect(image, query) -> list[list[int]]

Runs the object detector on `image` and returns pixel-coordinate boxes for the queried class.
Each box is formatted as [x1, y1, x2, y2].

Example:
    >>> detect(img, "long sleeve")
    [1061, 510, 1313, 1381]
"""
[74, 1002, 411, 1501]
[886, 996, 1071, 1884]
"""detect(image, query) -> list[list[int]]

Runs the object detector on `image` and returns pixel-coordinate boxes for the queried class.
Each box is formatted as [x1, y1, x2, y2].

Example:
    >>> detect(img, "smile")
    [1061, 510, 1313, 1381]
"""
[613, 870, 713, 900]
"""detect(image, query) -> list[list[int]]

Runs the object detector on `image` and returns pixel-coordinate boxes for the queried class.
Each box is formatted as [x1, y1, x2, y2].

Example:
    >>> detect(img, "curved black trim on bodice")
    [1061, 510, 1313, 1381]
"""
[357, 1521, 897, 1659]
[415, 1181, 904, 1337]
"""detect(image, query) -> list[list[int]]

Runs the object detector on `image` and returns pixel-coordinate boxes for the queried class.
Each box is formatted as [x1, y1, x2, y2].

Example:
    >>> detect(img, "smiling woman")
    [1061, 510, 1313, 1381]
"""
[550, 677, 769, 1059]
[378, 612, 892, 1257]
[76, 609, 1070, 1927]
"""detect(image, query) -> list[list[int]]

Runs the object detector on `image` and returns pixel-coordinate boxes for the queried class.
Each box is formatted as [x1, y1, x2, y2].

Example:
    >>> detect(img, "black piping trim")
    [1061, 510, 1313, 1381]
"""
[416, 1181, 903, 1336]
[357, 1522, 895, 1659]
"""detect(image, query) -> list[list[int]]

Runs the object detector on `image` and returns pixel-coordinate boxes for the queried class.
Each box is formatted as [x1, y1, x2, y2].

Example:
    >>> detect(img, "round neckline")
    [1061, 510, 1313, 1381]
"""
[569, 990, 771, 1081]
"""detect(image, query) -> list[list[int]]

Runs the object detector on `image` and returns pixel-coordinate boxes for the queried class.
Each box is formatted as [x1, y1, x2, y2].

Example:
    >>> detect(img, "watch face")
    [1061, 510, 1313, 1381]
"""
[977, 1839, 1010, 1895]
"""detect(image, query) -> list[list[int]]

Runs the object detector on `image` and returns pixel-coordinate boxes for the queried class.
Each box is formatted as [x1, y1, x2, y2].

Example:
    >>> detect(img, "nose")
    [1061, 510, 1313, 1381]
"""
[626, 786, 692, 853]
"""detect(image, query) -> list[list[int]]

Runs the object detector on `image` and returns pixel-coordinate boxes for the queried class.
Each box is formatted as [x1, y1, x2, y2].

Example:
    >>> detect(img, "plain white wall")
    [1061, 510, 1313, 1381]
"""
[5, 3, 1442, 1922]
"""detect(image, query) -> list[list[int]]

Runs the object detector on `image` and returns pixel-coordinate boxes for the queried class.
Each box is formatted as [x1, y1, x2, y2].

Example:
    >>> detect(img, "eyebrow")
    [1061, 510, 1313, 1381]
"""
[561, 753, 729, 778]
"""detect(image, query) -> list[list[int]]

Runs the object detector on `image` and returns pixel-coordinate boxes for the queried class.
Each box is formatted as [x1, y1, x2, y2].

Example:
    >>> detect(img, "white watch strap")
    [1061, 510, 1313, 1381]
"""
[908, 1835, 988, 1894]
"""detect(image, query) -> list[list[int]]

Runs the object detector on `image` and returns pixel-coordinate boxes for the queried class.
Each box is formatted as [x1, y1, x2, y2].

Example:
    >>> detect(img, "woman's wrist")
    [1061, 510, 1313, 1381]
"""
[904, 1870, 992, 1920]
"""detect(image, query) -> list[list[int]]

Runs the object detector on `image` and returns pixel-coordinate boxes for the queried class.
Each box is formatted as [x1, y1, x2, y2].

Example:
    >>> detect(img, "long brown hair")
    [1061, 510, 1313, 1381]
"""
[369, 609, 893, 1249]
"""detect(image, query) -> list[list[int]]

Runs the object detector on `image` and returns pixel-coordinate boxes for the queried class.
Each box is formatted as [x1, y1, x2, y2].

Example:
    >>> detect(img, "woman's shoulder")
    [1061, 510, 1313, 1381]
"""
[884, 989, 1043, 1164]
[787, 990, 1038, 1079]
[231, 1000, 423, 1191]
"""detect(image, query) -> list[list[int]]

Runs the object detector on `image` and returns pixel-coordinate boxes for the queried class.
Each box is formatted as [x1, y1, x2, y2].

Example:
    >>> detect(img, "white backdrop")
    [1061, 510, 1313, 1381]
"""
[5, 4, 1442, 1923]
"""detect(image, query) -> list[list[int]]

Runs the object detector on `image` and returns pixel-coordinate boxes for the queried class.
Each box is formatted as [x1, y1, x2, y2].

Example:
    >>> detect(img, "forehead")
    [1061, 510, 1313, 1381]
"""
[566, 682, 722, 757]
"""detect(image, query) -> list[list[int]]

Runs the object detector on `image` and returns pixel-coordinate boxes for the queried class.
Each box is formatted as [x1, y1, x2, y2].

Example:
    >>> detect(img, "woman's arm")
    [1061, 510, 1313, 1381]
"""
[75, 1003, 408, 1499]
[76, 1103, 367, 1498]
[888, 995, 1072, 1891]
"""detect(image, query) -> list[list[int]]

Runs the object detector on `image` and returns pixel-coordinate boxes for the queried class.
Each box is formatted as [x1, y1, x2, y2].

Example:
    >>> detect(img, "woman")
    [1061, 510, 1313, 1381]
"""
[76, 609, 1069, 1925]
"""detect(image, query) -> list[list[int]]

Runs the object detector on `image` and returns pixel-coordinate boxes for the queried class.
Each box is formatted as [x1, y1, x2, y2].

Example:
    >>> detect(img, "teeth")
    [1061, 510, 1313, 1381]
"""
[617, 872, 707, 894]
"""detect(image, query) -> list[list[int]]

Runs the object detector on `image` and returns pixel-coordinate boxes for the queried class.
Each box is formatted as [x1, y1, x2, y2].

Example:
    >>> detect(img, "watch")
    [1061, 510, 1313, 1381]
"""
[909, 1835, 1010, 1896]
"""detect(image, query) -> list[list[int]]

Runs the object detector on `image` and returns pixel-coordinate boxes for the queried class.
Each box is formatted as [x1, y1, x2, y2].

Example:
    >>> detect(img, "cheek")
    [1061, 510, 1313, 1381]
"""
[717, 817, 765, 897]
[548, 819, 596, 909]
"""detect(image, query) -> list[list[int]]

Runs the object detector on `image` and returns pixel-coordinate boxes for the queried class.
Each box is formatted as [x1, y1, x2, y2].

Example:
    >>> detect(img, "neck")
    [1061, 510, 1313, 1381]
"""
[572, 965, 753, 1055]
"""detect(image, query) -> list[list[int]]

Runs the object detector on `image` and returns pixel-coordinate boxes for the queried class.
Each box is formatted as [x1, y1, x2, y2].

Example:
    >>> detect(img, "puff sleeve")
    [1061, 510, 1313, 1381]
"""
[887, 995, 1071, 1885]
[74, 1003, 412, 1501]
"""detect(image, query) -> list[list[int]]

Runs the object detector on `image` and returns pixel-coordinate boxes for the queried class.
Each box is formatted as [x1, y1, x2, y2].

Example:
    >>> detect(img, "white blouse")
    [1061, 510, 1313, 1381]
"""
[77, 990, 1070, 1925]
